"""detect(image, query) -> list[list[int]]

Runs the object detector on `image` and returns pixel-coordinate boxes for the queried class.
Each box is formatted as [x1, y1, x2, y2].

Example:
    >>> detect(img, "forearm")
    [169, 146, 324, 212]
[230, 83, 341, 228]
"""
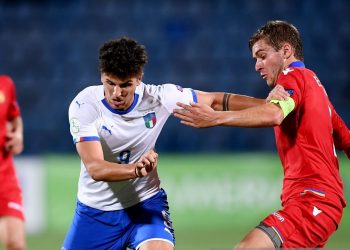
[85, 159, 137, 181]
[6, 116, 24, 155]
[214, 103, 284, 128]
[10, 116, 23, 137]
[77, 141, 138, 181]
[224, 94, 266, 111]
[330, 105, 350, 158]
[196, 90, 265, 111]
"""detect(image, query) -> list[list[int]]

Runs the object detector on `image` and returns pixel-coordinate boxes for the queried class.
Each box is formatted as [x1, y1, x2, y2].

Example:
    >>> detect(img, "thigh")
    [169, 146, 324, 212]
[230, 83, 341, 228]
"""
[262, 194, 343, 248]
[62, 200, 130, 250]
[234, 226, 275, 249]
[0, 216, 26, 249]
[128, 189, 175, 250]
[0, 191, 25, 249]
[139, 240, 173, 250]
[0, 185, 24, 221]
[0, 168, 24, 220]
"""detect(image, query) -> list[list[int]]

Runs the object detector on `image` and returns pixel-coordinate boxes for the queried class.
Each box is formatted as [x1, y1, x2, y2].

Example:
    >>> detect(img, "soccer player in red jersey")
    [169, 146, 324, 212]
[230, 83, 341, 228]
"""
[0, 75, 25, 250]
[174, 20, 350, 248]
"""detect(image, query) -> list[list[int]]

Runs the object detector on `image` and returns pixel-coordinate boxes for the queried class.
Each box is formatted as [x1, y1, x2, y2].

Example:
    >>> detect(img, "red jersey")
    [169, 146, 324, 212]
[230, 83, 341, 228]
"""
[0, 75, 21, 159]
[274, 62, 349, 207]
[0, 75, 22, 196]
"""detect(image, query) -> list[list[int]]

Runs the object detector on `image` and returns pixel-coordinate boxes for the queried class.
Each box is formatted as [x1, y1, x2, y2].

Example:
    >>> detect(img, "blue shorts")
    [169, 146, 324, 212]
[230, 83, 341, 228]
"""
[61, 189, 175, 250]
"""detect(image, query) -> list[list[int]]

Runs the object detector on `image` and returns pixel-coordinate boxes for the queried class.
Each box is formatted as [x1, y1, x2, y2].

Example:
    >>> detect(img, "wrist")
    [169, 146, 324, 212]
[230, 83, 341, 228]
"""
[134, 164, 142, 178]
[214, 111, 224, 126]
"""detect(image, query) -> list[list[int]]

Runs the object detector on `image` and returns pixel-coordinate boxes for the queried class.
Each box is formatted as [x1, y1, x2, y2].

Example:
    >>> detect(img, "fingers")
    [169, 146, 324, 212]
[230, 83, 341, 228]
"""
[142, 150, 158, 165]
[275, 85, 290, 100]
[174, 102, 215, 128]
[136, 149, 158, 177]
[176, 102, 190, 110]
[4, 142, 23, 155]
[173, 110, 194, 123]
[267, 85, 290, 102]
[173, 102, 197, 122]
[274, 84, 284, 90]
[135, 163, 155, 177]
[135, 162, 147, 177]
[5, 131, 23, 154]
[4, 137, 15, 151]
[180, 120, 198, 128]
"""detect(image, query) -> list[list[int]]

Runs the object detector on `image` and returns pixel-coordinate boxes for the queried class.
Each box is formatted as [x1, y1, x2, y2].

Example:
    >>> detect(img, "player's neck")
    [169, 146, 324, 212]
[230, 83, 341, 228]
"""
[284, 56, 298, 69]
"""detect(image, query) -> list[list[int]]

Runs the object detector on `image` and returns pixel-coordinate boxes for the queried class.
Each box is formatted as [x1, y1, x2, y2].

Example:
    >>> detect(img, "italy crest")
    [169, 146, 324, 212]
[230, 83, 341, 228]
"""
[143, 112, 156, 129]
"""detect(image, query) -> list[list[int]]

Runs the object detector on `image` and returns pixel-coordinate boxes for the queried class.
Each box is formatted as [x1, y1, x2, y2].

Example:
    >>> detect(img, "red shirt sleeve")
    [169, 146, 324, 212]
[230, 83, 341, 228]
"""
[330, 103, 350, 158]
[5, 76, 21, 120]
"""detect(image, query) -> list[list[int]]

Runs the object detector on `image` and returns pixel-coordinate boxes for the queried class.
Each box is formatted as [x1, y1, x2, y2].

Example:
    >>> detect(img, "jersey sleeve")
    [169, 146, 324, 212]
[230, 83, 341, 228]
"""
[330, 104, 350, 158]
[159, 84, 198, 113]
[6, 76, 21, 120]
[68, 97, 100, 144]
[276, 69, 302, 111]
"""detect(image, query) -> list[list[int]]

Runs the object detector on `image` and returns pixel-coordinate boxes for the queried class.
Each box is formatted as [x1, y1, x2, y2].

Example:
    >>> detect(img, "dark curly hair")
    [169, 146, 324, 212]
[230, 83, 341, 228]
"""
[249, 20, 304, 61]
[99, 37, 148, 79]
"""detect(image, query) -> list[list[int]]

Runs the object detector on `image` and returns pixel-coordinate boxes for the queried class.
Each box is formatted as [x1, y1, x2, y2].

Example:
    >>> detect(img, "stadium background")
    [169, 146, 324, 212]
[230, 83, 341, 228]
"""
[1, 0, 349, 249]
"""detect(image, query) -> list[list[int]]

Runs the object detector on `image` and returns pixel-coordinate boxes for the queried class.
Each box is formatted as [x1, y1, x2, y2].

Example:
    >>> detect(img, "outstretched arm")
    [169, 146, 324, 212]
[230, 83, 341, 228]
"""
[174, 102, 284, 128]
[195, 84, 289, 111]
[331, 105, 350, 159]
[195, 91, 265, 111]
[174, 85, 289, 128]
[76, 141, 157, 181]
[5, 116, 24, 155]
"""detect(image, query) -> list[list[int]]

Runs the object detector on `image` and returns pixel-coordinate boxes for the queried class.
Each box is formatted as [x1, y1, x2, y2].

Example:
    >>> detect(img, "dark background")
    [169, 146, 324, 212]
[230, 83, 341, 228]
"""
[1, 0, 349, 154]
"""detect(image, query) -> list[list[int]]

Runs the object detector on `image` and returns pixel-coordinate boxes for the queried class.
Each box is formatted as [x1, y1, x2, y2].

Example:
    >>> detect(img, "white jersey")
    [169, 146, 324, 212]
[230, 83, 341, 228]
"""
[68, 82, 197, 211]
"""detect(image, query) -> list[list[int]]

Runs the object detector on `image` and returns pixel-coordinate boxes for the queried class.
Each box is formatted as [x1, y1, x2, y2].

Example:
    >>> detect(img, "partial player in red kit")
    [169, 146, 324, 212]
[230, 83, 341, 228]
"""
[174, 20, 350, 248]
[0, 75, 26, 250]
[260, 60, 349, 248]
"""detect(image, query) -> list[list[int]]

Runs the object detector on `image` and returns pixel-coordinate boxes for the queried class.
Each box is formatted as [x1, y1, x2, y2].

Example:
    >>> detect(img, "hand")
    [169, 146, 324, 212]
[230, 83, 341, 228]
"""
[135, 149, 158, 177]
[345, 148, 350, 159]
[5, 127, 23, 155]
[173, 102, 217, 128]
[266, 84, 290, 103]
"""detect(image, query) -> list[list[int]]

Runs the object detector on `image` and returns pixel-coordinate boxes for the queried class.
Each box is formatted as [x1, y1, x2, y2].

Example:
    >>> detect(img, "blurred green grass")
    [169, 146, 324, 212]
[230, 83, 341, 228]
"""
[25, 153, 350, 250]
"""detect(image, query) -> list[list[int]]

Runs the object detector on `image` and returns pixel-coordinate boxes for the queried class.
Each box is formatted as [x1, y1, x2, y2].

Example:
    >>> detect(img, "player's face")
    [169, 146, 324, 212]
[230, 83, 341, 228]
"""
[101, 73, 141, 110]
[251, 39, 285, 88]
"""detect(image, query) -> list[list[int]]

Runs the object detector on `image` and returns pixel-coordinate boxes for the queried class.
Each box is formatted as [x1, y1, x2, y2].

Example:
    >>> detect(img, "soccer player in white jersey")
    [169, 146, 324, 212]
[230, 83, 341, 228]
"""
[62, 37, 286, 250]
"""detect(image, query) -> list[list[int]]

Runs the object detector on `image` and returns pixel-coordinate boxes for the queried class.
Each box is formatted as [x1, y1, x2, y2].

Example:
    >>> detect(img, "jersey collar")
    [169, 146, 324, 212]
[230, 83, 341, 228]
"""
[288, 61, 305, 68]
[102, 93, 139, 115]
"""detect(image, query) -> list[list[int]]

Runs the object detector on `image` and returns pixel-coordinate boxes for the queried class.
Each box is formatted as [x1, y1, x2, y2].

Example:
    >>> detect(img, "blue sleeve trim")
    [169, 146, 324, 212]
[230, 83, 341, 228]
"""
[73, 136, 100, 144]
[191, 89, 198, 103]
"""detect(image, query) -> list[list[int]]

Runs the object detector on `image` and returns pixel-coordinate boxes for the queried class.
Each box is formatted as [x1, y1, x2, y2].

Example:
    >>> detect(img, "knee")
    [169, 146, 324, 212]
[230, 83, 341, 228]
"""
[5, 239, 25, 250]
[234, 240, 249, 249]
[234, 237, 275, 249]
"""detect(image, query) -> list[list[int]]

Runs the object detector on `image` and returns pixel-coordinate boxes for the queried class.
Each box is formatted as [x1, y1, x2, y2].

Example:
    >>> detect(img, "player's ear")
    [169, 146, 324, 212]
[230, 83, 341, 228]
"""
[139, 71, 144, 80]
[136, 71, 143, 85]
[282, 43, 292, 59]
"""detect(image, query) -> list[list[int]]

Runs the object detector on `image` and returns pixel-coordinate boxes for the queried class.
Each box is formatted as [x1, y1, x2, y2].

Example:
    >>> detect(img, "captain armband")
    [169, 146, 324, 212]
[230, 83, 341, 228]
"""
[270, 97, 295, 118]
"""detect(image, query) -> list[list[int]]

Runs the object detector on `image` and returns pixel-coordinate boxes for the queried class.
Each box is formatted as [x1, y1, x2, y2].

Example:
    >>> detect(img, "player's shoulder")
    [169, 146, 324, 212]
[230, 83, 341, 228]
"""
[69, 85, 103, 113]
[73, 85, 103, 102]
[142, 82, 182, 95]
[284, 66, 315, 76]
[69, 85, 102, 119]
[279, 67, 312, 85]
[0, 75, 14, 87]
